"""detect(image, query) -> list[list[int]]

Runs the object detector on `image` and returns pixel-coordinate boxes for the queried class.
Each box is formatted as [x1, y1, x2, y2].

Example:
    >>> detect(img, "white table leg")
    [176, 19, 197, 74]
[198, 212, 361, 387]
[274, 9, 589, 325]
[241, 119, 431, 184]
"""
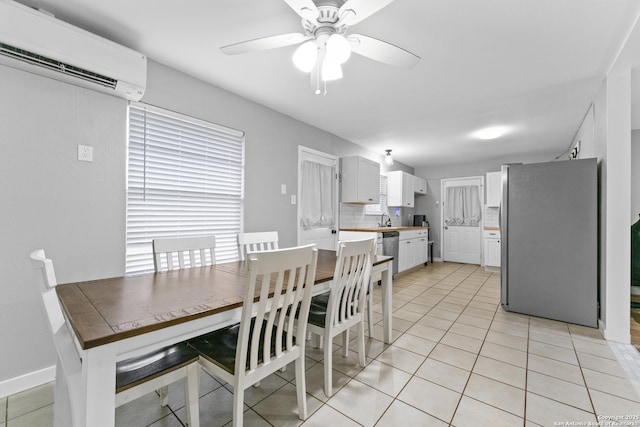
[380, 261, 393, 344]
[80, 344, 117, 427]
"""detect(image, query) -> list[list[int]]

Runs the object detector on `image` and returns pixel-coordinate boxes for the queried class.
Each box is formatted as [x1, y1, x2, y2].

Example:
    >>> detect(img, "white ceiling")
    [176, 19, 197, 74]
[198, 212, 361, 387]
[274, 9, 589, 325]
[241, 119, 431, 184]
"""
[14, 0, 640, 168]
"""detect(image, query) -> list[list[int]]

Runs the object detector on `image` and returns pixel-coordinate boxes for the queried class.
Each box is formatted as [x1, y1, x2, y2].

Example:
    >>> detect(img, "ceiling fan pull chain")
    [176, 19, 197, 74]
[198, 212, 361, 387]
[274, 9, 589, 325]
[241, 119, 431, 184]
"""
[315, 68, 321, 95]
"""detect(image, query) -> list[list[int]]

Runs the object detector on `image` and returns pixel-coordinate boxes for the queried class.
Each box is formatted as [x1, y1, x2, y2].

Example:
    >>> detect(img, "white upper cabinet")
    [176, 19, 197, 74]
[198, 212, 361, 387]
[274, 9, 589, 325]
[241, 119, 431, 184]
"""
[486, 171, 501, 207]
[387, 171, 415, 207]
[341, 156, 380, 204]
[413, 176, 427, 194]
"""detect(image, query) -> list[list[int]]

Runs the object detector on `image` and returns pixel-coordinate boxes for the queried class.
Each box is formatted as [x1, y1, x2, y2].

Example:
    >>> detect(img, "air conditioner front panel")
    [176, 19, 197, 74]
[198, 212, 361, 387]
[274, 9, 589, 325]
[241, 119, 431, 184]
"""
[0, 0, 146, 100]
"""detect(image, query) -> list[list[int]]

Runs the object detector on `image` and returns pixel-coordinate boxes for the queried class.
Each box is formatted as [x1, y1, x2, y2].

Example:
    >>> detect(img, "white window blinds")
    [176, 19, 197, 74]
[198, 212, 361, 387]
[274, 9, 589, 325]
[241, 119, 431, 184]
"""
[365, 175, 389, 215]
[126, 104, 245, 275]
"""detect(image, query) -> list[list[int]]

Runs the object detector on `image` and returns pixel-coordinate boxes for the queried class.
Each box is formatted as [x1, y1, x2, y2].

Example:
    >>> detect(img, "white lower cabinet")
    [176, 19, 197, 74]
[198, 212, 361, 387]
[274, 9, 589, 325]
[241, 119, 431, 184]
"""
[483, 230, 501, 267]
[398, 229, 429, 273]
[398, 238, 412, 272]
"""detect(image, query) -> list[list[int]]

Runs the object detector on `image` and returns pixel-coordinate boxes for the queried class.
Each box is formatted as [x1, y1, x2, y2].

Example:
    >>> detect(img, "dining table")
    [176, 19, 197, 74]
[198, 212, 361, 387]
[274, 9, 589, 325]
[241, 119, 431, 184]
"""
[54, 249, 393, 426]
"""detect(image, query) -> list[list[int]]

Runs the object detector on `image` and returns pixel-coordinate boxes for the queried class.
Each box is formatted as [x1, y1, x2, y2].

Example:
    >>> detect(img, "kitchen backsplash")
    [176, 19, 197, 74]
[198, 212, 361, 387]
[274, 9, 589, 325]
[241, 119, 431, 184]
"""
[340, 204, 410, 228]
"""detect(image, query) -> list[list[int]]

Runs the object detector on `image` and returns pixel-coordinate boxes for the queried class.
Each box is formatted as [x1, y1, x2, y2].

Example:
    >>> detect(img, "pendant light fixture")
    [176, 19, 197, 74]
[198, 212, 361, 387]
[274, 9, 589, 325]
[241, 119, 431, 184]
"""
[384, 149, 394, 166]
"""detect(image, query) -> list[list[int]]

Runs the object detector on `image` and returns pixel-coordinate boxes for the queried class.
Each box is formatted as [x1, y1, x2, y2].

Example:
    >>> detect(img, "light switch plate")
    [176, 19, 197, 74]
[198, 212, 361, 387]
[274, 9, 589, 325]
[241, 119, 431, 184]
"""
[291, 195, 296, 205]
[281, 184, 287, 194]
[78, 144, 93, 162]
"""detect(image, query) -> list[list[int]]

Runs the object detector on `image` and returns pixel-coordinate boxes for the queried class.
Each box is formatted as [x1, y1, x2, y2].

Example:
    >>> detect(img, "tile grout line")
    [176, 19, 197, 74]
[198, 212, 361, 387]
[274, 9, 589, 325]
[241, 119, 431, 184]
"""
[365, 262, 471, 426]
[570, 327, 601, 421]
[449, 268, 505, 425]
[370, 262, 457, 426]
[382, 264, 506, 425]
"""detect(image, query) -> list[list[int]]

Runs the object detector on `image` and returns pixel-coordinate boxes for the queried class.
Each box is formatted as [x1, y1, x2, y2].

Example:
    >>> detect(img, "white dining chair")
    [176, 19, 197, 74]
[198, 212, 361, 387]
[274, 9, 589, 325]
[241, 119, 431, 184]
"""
[151, 235, 216, 403]
[30, 249, 201, 427]
[337, 231, 378, 338]
[306, 238, 375, 397]
[237, 231, 279, 260]
[152, 235, 216, 271]
[188, 245, 318, 427]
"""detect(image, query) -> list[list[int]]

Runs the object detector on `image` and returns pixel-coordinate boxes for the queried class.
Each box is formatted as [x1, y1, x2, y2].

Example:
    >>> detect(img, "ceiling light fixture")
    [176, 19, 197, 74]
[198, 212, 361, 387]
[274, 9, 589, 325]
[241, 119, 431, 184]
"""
[474, 126, 508, 140]
[384, 149, 394, 166]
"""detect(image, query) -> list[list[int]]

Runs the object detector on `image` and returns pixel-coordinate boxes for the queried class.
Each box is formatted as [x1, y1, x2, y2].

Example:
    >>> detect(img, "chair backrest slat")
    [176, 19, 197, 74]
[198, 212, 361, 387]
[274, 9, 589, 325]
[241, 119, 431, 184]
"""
[152, 235, 216, 272]
[327, 238, 375, 328]
[237, 231, 279, 261]
[236, 245, 317, 375]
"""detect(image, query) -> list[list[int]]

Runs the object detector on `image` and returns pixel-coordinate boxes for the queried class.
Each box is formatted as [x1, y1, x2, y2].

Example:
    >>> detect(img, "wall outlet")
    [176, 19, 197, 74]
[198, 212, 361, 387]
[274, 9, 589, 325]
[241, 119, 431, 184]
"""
[78, 144, 93, 162]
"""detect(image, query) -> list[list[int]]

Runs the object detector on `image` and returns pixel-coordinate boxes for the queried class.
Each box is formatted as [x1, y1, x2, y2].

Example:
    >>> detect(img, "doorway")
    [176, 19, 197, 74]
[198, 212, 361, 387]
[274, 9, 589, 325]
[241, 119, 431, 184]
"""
[441, 176, 484, 264]
[297, 146, 339, 250]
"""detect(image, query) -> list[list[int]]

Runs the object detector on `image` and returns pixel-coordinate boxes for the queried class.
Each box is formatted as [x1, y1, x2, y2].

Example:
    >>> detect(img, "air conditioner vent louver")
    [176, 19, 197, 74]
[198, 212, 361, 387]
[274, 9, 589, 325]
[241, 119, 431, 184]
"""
[0, 42, 117, 89]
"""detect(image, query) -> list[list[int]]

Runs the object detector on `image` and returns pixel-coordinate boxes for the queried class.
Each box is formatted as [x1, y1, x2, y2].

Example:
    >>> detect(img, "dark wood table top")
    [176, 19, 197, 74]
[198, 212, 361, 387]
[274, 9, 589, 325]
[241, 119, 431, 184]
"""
[57, 249, 392, 350]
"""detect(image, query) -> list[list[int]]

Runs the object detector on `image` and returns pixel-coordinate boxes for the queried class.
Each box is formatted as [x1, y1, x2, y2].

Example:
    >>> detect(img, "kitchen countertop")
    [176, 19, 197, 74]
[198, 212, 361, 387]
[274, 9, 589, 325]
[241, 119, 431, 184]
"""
[484, 227, 500, 230]
[341, 226, 430, 232]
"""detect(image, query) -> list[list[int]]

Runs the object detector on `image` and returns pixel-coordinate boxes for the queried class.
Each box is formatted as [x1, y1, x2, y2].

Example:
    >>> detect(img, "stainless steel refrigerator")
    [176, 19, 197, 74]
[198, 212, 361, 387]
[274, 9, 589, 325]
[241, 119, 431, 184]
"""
[500, 159, 598, 327]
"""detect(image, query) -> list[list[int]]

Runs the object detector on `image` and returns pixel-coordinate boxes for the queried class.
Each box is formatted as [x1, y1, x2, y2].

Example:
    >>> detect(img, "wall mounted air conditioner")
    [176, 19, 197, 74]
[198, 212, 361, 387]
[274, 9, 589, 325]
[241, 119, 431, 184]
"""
[0, 0, 146, 101]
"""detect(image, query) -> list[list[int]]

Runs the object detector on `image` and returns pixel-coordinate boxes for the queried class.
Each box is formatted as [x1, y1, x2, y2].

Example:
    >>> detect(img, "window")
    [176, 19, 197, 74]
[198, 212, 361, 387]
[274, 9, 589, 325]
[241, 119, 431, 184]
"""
[365, 174, 389, 216]
[126, 103, 245, 274]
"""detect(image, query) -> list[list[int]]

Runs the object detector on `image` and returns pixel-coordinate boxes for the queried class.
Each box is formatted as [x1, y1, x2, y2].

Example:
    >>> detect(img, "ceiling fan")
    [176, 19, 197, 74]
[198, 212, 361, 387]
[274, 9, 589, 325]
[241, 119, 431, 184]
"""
[221, 0, 420, 94]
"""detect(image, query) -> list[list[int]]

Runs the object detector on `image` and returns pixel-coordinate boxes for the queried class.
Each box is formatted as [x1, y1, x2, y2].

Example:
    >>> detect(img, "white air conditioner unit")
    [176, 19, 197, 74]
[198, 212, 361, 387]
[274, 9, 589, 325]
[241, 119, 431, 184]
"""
[0, 0, 146, 101]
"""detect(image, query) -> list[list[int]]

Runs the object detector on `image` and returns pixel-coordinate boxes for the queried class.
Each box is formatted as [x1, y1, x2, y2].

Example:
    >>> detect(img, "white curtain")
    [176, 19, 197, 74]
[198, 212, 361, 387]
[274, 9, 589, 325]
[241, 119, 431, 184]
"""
[300, 160, 335, 229]
[444, 185, 481, 226]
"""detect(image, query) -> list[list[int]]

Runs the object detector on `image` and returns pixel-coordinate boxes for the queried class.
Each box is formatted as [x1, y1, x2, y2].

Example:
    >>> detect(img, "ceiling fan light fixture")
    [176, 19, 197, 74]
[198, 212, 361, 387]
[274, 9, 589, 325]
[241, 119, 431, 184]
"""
[325, 34, 351, 64]
[384, 149, 394, 165]
[321, 60, 342, 81]
[292, 40, 318, 73]
[338, 9, 357, 26]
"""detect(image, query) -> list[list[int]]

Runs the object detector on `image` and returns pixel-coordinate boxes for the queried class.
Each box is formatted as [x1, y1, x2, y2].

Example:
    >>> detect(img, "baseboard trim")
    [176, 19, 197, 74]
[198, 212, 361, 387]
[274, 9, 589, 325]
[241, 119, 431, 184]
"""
[0, 366, 55, 399]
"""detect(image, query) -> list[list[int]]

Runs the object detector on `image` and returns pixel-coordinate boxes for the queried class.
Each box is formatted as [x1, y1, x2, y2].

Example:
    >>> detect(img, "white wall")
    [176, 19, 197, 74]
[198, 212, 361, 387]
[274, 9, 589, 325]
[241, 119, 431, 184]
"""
[594, 71, 632, 343]
[0, 65, 127, 394]
[0, 59, 410, 394]
[413, 154, 549, 259]
[142, 61, 412, 247]
[566, 104, 596, 160]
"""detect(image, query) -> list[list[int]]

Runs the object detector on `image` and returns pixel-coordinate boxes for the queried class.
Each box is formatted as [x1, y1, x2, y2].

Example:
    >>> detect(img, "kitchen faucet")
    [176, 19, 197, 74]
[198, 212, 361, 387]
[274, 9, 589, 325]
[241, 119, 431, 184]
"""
[380, 213, 391, 227]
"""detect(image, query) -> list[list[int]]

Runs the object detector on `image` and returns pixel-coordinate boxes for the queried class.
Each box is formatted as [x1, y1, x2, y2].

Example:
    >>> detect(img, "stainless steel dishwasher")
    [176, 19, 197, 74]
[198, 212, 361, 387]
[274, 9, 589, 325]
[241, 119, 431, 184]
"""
[382, 231, 399, 277]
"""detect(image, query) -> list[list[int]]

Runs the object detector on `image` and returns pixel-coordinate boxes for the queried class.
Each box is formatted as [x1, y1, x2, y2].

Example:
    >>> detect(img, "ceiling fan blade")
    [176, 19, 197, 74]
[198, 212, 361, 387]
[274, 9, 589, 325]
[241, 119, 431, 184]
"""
[283, 0, 319, 20]
[338, 0, 394, 25]
[348, 34, 420, 68]
[221, 33, 309, 55]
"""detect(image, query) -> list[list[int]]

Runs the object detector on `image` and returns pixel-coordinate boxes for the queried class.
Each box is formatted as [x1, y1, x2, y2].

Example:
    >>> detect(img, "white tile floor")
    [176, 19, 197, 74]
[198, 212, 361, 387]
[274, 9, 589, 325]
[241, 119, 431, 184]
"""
[4, 262, 640, 426]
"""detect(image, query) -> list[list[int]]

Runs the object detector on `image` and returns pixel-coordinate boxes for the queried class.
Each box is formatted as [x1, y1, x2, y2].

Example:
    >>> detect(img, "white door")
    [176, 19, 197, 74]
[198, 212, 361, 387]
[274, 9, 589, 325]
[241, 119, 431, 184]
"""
[298, 146, 339, 250]
[442, 177, 483, 264]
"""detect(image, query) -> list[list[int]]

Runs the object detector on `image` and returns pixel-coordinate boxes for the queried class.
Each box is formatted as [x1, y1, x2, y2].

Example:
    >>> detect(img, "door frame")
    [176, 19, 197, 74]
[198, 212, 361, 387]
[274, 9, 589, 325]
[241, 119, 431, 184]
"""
[440, 175, 485, 264]
[297, 145, 339, 248]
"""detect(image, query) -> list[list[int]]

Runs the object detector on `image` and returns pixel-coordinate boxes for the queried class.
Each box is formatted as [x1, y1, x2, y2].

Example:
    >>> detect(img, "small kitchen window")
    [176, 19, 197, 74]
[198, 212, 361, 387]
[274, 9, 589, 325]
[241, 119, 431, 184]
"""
[126, 103, 245, 275]
[365, 175, 389, 215]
